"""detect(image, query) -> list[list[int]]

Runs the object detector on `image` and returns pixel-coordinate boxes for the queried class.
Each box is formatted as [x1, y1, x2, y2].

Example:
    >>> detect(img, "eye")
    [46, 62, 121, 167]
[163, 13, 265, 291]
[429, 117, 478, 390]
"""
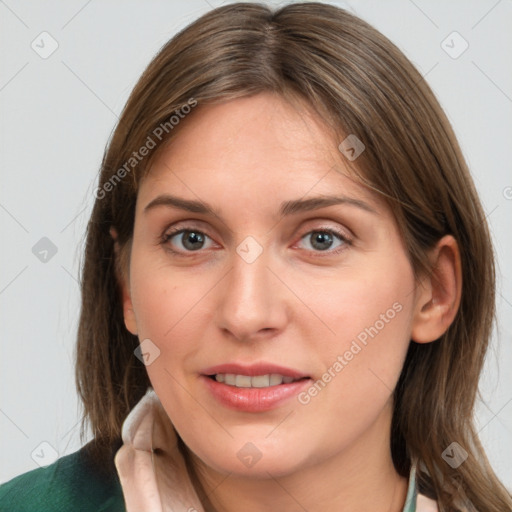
[160, 225, 351, 257]
[296, 228, 350, 255]
[161, 227, 215, 253]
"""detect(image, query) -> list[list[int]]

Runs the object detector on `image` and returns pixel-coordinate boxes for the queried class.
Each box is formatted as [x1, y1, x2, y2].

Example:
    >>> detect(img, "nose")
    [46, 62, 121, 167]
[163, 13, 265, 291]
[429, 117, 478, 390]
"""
[215, 243, 289, 343]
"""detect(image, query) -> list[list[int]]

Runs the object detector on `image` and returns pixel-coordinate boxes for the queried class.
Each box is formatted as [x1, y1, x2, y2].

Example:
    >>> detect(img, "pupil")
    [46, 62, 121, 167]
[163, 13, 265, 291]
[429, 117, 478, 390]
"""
[183, 231, 204, 250]
[312, 232, 332, 250]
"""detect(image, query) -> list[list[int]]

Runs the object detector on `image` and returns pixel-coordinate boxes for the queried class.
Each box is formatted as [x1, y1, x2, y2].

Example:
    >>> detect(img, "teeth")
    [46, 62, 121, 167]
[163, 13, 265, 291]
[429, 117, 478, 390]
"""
[269, 374, 283, 386]
[251, 375, 270, 388]
[235, 375, 252, 388]
[224, 374, 236, 386]
[214, 373, 300, 388]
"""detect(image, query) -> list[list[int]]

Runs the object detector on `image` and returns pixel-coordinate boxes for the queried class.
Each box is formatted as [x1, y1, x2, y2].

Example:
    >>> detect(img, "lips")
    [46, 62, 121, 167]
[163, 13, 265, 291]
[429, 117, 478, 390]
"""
[200, 362, 312, 412]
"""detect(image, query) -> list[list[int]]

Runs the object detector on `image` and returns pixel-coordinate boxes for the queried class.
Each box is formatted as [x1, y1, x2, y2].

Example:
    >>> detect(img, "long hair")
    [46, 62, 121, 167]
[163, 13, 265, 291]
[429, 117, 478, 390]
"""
[75, 3, 512, 510]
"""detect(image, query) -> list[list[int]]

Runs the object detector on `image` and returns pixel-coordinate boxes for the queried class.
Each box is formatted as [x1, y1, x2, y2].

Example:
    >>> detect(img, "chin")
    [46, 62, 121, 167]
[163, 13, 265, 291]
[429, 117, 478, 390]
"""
[188, 438, 312, 479]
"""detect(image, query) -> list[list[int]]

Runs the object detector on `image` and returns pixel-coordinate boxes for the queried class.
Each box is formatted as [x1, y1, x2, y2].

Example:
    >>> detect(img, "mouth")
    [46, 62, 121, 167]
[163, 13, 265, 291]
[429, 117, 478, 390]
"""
[200, 362, 312, 412]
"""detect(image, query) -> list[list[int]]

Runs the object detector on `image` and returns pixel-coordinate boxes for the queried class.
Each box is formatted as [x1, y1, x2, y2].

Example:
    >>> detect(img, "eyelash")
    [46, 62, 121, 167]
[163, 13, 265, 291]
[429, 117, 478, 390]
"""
[160, 224, 352, 258]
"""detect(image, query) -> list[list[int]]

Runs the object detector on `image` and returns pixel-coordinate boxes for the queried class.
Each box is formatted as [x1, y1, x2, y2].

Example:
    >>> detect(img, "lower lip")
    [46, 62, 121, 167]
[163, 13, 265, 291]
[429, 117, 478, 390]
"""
[201, 375, 312, 412]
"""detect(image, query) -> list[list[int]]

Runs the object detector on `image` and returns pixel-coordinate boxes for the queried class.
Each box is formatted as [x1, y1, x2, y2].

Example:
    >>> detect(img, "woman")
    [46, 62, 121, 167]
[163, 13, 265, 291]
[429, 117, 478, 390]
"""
[1, 2, 510, 511]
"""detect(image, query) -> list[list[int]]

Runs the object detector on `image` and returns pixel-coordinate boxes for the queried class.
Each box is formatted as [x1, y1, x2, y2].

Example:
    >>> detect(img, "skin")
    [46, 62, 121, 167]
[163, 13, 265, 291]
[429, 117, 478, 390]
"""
[116, 92, 462, 512]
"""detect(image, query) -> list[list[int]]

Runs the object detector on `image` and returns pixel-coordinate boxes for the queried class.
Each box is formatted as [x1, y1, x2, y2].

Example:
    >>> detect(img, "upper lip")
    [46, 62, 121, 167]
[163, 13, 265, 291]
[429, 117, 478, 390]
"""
[201, 362, 310, 379]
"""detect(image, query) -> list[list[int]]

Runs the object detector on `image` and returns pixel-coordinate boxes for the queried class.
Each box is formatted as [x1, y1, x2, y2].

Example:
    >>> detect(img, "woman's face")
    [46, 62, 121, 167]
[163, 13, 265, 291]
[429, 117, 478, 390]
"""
[123, 92, 418, 478]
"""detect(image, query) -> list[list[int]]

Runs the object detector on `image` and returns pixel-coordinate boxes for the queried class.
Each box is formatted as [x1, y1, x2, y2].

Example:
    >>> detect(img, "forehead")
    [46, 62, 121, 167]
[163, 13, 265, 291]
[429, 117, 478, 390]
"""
[137, 93, 385, 216]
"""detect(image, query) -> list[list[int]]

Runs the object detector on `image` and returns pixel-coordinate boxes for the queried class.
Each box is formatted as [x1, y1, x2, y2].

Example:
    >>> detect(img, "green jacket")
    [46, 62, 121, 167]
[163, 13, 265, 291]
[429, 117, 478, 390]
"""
[0, 445, 125, 511]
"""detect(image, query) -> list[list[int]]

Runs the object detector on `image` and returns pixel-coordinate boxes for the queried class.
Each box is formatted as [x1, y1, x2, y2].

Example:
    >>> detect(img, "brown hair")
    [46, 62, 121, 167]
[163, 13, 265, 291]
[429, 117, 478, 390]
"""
[76, 3, 512, 510]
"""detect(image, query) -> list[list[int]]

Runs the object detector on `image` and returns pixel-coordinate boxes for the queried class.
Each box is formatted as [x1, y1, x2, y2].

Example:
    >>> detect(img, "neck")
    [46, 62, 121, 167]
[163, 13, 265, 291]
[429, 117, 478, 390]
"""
[185, 402, 410, 512]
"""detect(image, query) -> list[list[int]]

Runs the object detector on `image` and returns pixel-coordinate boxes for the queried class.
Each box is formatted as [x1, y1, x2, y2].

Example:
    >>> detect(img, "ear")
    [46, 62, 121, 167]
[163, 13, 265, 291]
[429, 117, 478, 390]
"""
[110, 226, 138, 336]
[411, 235, 462, 344]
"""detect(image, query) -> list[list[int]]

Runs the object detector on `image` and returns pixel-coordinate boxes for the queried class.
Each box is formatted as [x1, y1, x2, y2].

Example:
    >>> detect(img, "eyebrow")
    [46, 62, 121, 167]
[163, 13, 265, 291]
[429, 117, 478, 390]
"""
[143, 193, 378, 218]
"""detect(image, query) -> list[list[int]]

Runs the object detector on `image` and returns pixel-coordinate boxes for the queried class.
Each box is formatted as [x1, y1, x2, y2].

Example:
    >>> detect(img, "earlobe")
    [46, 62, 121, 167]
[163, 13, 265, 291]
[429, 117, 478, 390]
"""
[110, 226, 138, 336]
[122, 296, 138, 336]
[411, 235, 462, 344]
[120, 271, 138, 335]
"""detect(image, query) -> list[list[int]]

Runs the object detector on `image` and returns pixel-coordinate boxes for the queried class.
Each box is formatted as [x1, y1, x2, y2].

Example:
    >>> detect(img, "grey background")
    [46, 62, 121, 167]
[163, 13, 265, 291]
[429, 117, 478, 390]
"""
[1, 0, 511, 487]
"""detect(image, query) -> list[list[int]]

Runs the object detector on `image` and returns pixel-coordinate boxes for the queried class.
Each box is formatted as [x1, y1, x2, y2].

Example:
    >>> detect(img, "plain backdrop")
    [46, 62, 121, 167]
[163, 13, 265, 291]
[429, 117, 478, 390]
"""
[1, 0, 511, 487]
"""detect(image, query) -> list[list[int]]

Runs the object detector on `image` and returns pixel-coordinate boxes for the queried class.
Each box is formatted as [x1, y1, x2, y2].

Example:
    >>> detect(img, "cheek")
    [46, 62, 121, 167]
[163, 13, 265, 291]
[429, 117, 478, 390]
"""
[299, 254, 414, 383]
[128, 251, 219, 381]
[129, 253, 204, 341]
[306, 246, 414, 342]
[128, 260, 209, 408]
[284, 269, 413, 460]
